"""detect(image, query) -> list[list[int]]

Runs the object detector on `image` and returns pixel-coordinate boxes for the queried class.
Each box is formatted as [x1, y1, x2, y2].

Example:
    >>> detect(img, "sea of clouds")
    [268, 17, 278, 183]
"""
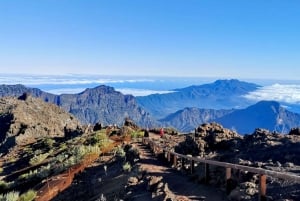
[2, 74, 300, 100]
[244, 84, 300, 104]
[0, 74, 176, 96]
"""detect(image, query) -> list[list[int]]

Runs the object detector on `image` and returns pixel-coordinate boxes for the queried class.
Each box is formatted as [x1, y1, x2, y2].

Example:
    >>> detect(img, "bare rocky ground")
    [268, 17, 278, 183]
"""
[52, 140, 228, 201]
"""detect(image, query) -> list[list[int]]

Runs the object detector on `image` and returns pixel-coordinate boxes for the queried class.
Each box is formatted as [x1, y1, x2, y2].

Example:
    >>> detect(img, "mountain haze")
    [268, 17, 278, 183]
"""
[137, 79, 260, 118]
[163, 101, 300, 134]
[216, 101, 300, 134]
[0, 84, 157, 127]
[161, 108, 233, 132]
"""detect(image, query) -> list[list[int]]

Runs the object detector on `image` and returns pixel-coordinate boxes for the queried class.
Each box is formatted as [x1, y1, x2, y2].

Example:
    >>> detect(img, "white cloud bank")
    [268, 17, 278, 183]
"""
[0, 74, 154, 85]
[46, 87, 174, 96]
[116, 88, 175, 96]
[244, 84, 300, 104]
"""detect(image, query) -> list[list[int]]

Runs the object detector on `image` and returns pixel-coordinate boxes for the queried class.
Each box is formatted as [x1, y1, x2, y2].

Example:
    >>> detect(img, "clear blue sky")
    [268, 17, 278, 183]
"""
[0, 0, 300, 79]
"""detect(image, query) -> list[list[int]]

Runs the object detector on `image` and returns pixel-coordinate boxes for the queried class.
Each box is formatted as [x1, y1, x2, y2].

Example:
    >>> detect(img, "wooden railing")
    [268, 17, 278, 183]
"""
[143, 137, 300, 201]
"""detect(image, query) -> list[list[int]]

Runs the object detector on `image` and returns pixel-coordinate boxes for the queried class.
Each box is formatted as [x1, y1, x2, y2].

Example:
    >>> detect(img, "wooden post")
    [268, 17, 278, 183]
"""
[190, 160, 194, 174]
[205, 163, 209, 184]
[181, 158, 185, 170]
[226, 167, 232, 194]
[173, 155, 177, 167]
[259, 174, 267, 201]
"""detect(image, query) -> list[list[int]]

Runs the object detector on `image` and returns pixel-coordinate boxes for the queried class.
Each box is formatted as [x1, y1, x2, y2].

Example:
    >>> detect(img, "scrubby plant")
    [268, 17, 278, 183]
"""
[0, 191, 19, 201]
[29, 152, 50, 166]
[86, 145, 101, 155]
[115, 146, 126, 158]
[19, 189, 36, 201]
[130, 131, 144, 139]
[59, 142, 67, 151]
[19, 164, 51, 180]
[123, 162, 132, 172]
[43, 138, 55, 149]
[0, 180, 9, 191]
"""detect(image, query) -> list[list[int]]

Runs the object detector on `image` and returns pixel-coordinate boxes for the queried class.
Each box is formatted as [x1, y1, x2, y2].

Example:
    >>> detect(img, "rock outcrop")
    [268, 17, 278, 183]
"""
[0, 96, 82, 153]
[0, 84, 158, 128]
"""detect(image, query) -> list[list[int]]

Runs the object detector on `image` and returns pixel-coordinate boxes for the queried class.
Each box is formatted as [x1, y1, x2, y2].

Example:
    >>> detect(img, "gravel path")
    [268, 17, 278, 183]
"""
[130, 141, 228, 201]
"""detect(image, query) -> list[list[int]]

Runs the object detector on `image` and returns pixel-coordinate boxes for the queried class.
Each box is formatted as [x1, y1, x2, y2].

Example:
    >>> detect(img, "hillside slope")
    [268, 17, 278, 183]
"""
[0, 84, 157, 127]
[216, 101, 300, 134]
[0, 96, 82, 153]
[161, 107, 233, 132]
[137, 79, 260, 118]
[160, 101, 300, 134]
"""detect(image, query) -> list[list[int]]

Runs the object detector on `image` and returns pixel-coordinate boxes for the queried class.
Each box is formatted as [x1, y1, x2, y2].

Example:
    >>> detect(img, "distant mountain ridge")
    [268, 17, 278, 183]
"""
[161, 108, 234, 132]
[1, 80, 300, 135]
[0, 84, 157, 127]
[136, 79, 260, 118]
[162, 101, 300, 134]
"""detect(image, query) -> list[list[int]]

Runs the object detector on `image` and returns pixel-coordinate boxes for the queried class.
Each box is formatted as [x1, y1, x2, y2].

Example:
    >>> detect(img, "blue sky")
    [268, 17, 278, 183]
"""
[0, 0, 300, 79]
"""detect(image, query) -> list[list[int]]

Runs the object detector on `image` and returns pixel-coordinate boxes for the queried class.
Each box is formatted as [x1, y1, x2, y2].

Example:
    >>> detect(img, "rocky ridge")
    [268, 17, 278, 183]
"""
[0, 95, 82, 153]
[0, 84, 157, 128]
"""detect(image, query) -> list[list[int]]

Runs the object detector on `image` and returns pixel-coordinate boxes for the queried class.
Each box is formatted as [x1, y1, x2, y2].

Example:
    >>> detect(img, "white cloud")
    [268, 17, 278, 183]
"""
[116, 88, 175, 96]
[0, 74, 154, 85]
[45, 88, 87, 95]
[244, 84, 300, 104]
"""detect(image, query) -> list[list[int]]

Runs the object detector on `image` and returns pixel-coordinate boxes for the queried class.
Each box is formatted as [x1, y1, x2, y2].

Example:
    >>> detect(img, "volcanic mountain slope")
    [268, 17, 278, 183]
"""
[163, 101, 300, 134]
[160, 107, 234, 132]
[136, 79, 260, 118]
[0, 84, 157, 127]
[0, 96, 82, 153]
[216, 100, 300, 134]
[58, 85, 156, 126]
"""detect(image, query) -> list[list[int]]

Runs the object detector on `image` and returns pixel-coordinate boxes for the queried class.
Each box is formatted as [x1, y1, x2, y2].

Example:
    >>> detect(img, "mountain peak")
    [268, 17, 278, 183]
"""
[81, 85, 116, 94]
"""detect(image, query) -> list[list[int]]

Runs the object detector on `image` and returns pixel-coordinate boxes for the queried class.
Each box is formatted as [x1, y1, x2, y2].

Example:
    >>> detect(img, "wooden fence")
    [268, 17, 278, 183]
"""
[143, 137, 300, 201]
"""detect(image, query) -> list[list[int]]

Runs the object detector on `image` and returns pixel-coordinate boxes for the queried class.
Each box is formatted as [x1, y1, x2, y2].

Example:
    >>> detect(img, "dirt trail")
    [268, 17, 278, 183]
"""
[130, 141, 228, 201]
[52, 137, 228, 201]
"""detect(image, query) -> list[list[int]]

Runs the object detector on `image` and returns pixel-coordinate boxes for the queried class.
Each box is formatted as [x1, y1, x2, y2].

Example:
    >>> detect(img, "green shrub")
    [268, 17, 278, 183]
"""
[19, 189, 36, 201]
[43, 138, 55, 148]
[29, 152, 50, 166]
[0, 180, 9, 191]
[131, 131, 144, 138]
[115, 146, 126, 158]
[0, 191, 19, 201]
[123, 162, 131, 172]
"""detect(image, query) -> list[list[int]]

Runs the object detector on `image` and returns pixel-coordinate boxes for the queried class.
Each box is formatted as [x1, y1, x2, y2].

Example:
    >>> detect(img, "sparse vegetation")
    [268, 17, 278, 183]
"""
[0, 191, 19, 201]
[130, 130, 144, 139]
[29, 151, 51, 166]
[123, 162, 132, 172]
[19, 189, 36, 201]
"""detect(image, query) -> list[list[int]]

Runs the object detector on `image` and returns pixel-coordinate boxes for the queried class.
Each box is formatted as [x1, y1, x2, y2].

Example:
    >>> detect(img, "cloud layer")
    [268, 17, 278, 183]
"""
[244, 84, 300, 104]
[0, 74, 154, 85]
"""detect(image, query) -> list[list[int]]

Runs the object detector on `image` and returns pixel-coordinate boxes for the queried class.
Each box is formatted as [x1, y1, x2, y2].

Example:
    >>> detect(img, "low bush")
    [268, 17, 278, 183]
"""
[19, 189, 36, 201]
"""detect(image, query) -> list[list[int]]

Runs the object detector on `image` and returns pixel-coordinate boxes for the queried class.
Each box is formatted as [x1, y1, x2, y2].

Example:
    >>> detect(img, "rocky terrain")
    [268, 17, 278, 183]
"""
[0, 95, 82, 154]
[173, 123, 300, 200]
[0, 95, 299, 201]
[0, 84, 157, 127]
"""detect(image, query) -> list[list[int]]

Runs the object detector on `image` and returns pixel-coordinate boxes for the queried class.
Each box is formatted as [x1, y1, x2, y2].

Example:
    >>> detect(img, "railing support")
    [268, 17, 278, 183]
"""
[190, 160, 194, 174]
[226, 167, 232, 194]
[167, 152, 171, 162]
[259, 174, 267, 201]
[205, 163, 209, 184]
[173, 155, 177, 167]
